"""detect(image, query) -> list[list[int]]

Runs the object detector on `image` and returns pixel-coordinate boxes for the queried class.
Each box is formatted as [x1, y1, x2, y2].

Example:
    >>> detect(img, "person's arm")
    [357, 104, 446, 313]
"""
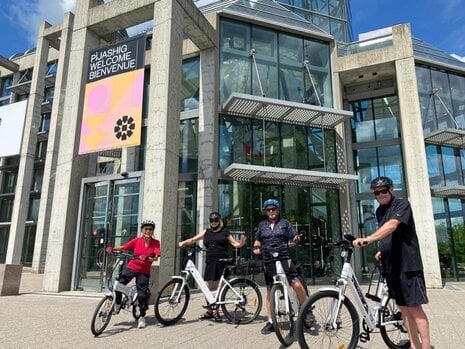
[178, 230, 206, 247]
[353, 218, 401, 247]
[228, 233, 247, 248]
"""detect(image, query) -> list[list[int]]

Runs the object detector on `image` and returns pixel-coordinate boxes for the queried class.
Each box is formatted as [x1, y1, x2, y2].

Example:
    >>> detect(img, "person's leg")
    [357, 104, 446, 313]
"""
[402, 305, 431, 349]
[291, 279, 307, 305]
[135, 273, 150, 317]
[400, 305, 422, 349]
[116, 267, 134, 305]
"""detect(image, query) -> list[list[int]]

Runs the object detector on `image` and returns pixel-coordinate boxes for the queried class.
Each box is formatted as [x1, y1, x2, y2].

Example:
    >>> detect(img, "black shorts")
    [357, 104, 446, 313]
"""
[385, 270, 429, 307]
[263, 258, 300, 288]
[204, 257, 226, 282]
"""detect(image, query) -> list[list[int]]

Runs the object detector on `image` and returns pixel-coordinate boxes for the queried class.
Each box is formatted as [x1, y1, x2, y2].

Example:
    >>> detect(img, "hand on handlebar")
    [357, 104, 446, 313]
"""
[105, 246, 113, 253]
[352, 237, 370, 248]
[375, 251, 382, 262]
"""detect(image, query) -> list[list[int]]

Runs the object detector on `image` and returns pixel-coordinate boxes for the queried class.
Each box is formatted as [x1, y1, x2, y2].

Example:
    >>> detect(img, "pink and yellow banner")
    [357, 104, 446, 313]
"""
[79, 35, 145, 155]
[79, 69, 143, 154]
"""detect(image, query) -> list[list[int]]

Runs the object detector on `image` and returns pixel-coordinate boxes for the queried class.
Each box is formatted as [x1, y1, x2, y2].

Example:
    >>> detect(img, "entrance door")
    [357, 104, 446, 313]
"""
[77, 178, 140, 291]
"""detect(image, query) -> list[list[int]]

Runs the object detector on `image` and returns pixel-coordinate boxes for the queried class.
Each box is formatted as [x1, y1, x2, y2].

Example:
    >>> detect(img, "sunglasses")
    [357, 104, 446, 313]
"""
[209, 218, 220, 223]
[373, 188, 389, 196]
[266, 207, 277, 212]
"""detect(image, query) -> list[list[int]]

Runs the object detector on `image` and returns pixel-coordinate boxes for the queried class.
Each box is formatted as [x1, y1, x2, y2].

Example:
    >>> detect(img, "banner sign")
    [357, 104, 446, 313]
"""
[0, 100, 27, 157]
[79, 35, 146, 155]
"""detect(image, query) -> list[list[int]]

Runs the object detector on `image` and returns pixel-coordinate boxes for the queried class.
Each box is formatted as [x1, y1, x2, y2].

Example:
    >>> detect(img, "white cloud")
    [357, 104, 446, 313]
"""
[451, 54, 465, 63]
[7, 0, 76, 48]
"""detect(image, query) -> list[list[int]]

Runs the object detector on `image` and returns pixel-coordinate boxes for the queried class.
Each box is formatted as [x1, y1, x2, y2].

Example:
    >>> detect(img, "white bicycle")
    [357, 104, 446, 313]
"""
[296, 234, 410, 349]
[262, 241, 309, 347]
[154, 245, 262, 325]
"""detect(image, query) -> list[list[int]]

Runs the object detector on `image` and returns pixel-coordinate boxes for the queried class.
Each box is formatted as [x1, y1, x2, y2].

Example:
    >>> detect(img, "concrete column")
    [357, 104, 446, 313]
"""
[395, 56, 442, 288]
[6, 22, 50, 264]
[43, 1, 99, 292]
[144, 0, 183, 283]
[195, 47, 218, 276]
[32, 12, 75, 274]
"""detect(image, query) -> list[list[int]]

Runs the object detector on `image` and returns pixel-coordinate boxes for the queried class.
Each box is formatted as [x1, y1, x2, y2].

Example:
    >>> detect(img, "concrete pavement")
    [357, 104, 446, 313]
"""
[1, 272, 464, 348]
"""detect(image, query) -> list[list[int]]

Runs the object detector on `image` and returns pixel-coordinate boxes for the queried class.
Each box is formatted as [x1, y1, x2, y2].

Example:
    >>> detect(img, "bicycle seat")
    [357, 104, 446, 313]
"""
[219, 258, 235, 266]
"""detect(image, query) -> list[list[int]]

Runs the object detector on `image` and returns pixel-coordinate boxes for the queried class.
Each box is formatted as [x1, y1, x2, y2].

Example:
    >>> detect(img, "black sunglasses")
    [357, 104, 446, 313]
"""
[209, 218, 220, 223]
[373, 188, 389, 196]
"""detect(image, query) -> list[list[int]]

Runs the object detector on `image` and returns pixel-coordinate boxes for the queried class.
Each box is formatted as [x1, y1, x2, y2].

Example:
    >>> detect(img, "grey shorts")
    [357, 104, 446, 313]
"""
[385, 270, 429, 307]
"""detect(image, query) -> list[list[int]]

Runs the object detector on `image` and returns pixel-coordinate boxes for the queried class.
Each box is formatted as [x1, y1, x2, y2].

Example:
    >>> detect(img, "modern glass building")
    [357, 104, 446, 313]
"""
[0, 0, 463, 292]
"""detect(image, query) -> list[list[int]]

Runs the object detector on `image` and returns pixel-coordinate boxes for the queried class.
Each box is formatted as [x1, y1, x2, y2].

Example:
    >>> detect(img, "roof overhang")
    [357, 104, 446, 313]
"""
[222, 93, 351, 128]
[424, 128, 465, 148]
[7, 81, 31, 95]
[0, 55, 19, 72]
[431, 185, 465, 199]
[223, 163, 358, 188]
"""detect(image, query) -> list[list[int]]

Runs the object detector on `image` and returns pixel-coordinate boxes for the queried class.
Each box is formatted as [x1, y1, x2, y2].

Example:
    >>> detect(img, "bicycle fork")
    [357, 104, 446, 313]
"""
[325, 286, 347, 331]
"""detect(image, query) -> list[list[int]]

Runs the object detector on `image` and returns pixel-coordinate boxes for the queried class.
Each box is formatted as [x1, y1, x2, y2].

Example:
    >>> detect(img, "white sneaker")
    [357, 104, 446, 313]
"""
[137, 316, 146, 329]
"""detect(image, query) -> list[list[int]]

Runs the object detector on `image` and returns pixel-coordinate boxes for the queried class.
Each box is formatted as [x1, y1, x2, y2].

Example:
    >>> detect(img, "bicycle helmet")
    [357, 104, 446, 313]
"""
[370, 176, 393, 189]
[141, 219, 155, 228]
[263, 199, 280, 209]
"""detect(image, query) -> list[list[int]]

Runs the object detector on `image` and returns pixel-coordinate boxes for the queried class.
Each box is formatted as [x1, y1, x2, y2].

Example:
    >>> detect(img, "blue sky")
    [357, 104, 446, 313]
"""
[0, 0, 464, 62]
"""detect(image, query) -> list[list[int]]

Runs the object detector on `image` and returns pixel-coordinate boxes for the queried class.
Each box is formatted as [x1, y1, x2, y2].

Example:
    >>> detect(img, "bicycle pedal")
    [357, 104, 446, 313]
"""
[359, 332, 370, 343]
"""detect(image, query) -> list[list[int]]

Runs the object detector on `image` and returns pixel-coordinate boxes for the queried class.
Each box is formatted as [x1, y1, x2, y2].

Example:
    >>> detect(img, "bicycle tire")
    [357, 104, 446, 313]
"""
[91, 295, 114, 336]
[220, 278, 262, 324]
[154, 279, 190, 326]
[270, 284, 295, 347]
[296, 289, 359, 349]
[380, 298, 411, 349]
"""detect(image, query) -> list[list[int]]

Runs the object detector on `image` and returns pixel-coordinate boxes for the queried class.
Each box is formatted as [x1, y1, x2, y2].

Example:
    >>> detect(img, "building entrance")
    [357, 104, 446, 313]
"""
[76, 177, 140, 291]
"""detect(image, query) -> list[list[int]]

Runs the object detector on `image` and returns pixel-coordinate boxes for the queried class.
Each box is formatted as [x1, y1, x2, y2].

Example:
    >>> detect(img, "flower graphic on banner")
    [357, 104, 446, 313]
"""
[114, 115, 136, 141]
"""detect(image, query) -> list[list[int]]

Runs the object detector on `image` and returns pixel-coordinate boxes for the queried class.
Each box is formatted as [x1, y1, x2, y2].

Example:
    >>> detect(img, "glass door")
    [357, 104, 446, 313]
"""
[77, 178, 140, 291]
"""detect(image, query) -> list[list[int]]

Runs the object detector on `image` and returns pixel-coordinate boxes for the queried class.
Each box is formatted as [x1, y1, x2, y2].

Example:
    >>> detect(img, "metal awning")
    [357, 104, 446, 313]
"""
[221, 93, 352, 129]
[223, 163, 358, 188]
[431, 185, 465, 199]
[41, 101, 52, 113]
[424, 128, 465, 148]
[45, 74, 56, 88]
[7, 81, 31, 95]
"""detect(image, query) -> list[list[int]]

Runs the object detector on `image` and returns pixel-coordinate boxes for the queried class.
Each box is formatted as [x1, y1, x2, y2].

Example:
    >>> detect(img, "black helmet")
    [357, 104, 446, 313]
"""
[141, 219, 155, 228]
[370, 176, 393, 189]
[209, 212, 221, 221]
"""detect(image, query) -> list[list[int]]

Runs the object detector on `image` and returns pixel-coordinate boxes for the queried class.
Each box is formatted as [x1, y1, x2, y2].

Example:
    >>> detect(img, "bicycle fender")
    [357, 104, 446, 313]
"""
[317, 287, 339, 293]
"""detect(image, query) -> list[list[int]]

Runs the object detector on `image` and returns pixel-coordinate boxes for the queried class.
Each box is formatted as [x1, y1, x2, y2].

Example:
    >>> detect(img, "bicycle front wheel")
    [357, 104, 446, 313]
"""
[380, 298, 410, 349]
[270, 284, 295, 347]
[154, 279, 190, 326]
[220, 278, 262, 324]
[296, 289, 359, 349]
[91, 295, 114, 336]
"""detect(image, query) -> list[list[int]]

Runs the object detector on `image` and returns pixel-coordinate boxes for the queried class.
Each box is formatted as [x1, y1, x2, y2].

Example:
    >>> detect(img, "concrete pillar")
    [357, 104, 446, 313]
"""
[194, 47, 218, 276]
[144, 0, 183, 283]
[43, 1, 98, 292]
[32, 12, 75, 274]
[394, 28, 442, 287]
[6, 22, 50, 264]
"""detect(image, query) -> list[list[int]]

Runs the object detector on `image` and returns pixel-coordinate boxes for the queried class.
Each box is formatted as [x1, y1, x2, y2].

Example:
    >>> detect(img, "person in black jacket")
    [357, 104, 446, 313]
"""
[179, 211, 246, 322]
[353, 177, 431, 349]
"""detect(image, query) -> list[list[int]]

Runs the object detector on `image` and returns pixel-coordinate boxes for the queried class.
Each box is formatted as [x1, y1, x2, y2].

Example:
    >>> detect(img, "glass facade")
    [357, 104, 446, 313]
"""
[220, 18, 332, 107]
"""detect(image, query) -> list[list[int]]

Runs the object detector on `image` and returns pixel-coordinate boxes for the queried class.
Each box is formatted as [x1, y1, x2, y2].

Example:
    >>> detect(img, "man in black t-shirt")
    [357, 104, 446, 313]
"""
[353, 177, 431, 349]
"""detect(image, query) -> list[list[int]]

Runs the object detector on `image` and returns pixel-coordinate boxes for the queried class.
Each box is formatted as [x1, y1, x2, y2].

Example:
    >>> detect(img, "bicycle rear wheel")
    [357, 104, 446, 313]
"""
[154, 279, 190, 326]
[380, 298, 410, 349]
[220, 278, 262, 324]
[296, 289, 359, 349]
[270, 284, 295, 347]
[91, 295, 114, 336]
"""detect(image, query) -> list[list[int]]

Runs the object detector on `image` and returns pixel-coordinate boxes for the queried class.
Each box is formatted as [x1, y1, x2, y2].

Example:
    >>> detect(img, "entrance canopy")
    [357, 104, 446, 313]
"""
[424, 128, 465, 148]
[222, 93, 352, 129]
[223, 163, 358, 188]
[431, 185, 465, 199]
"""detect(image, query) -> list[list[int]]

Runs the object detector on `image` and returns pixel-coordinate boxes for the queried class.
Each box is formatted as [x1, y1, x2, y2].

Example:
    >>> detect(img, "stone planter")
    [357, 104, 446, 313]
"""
[0, 264, 23, 296]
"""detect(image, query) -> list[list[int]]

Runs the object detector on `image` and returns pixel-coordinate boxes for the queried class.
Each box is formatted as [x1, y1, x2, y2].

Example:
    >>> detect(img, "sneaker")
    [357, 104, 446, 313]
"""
[261, 321, 274, 335]
[137, 316, 146, 329]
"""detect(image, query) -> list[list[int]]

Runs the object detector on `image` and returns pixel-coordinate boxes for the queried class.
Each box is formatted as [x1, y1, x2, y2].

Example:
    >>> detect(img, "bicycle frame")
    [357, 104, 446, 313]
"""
[170, 256, 246, 307]
[272, 255, 300, 316]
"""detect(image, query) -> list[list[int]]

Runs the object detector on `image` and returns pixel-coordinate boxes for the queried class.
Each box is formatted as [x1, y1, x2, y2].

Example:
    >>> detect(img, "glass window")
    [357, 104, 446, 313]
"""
[449, 73, 465, 128]
[0, 226, 10, 263]
[1, 170, 17, 193]
[426, 145, 442, 188]
[311, 0, 329, 14]
[31, 168, 44, 192]
[303, 39, 331, 107]
[21, 225, 36, 267]
[416, 66, 436, 132]
[431, 69, 454, 129]
[281, 124, 307, 169]
[39, 113, 51, 132]
[35, 141, 48, 161]
[1, 76, 13, 97]
[251, 27, 278, 98]
[179, 118, 198, 173]
[181, 57, 200, 111]
[311, 14, 330, 33]
[28, 198, 40, 221]
[46, 61, 57, 76]
[374, 96, 399, 140]
[219, 115, 251, 169]
[330, 19, 346, 42]
[0, 198, 14, 222]
[442, 146, 459, 186]
[44, 86, 54, 104]
[278, 33, 304, 103]
[351, 100, 375, 142]
[220, 20, 251, 103]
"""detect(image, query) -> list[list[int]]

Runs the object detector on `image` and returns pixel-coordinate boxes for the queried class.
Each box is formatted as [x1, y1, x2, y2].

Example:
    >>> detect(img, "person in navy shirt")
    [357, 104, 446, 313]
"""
[253, 199, 307, 335]
[353, 177, 431, 349]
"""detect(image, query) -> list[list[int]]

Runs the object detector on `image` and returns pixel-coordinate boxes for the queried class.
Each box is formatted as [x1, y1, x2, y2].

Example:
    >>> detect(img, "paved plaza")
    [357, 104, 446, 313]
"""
[1, 272, 464, 348]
